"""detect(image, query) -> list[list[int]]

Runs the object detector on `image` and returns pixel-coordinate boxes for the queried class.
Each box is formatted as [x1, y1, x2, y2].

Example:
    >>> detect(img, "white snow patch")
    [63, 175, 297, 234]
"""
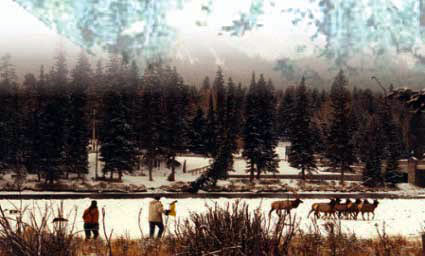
[1, 198, 424, 240]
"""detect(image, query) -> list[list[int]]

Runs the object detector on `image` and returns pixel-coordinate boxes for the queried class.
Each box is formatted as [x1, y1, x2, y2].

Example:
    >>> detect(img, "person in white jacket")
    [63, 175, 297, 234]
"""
[148, 196, 169, 238]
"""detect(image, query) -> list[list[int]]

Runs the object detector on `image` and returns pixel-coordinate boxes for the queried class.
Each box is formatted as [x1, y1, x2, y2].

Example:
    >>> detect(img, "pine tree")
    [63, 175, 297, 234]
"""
[98, 55, 138, 181]
[189, 107, 208, 155]
[287, 77, 317, 179]
[99, 89, 138, 180]
[205, 94, 218, 157]
[202, 76, 211, 91]
[21, 73, 38, 177]
[257, 78, 279, 178]
[310, 87, 322, 111]
[363, 115, 385, 187]
[242, 73, 261, 180]
[379, 105, 405, 184]
[66, 52, 91, 178]
[213, 67, 226, 147]
[24, 67, 46, 181]
[163, 67, 188, 181]
[326, 70, 355, 183]
[199, 76, 211, 108]
[0, 54, 18, 169]
[242, 73, 278, 180]
[225, 77, 239, 153]
[137, 63, 165, 181]
[210, 132, 233, 180]
[122, 60, 140, 141]
[37, 52, 70, 184]
[234, 83, 245, 150]
[277, 87, 295, 140]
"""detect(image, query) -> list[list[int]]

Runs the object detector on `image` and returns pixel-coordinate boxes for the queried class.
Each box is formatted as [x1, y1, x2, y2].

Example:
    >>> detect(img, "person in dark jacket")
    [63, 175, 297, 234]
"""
[83, 200, 99, 240]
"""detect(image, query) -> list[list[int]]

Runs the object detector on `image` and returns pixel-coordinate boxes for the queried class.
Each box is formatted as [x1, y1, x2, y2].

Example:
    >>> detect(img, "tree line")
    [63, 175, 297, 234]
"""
[0, 53, 421, 187]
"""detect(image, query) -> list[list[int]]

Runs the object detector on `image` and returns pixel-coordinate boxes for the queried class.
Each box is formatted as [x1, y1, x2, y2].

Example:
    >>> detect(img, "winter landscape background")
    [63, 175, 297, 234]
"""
[1, 0, 425, 255]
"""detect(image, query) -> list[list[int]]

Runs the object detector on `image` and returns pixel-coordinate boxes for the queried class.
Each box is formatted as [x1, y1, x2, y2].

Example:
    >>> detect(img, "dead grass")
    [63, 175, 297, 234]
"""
[62, 234, 422, 256]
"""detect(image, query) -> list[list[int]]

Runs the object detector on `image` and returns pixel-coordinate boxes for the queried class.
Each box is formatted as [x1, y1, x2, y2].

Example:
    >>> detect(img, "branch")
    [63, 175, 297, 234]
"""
[102, 207, 113, 256]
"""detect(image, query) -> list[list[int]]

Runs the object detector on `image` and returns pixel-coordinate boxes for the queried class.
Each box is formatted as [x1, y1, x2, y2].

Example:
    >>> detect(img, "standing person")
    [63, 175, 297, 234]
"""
[148, 196, 169, 238]
[83, 200, 99, 240]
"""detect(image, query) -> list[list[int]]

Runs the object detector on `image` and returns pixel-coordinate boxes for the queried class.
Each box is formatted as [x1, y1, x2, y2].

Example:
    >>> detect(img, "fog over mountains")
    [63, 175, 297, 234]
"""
[1, 0, 424, 90]
[3, 31, 422, 90]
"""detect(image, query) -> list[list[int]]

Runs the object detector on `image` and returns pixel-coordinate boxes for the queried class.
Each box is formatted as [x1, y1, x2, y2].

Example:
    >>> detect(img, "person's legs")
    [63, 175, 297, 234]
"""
[149, 222, 155, 238]
[92, 223, 99, 239]
[156, 222, 164, 238]
[84, 223, 91, 240]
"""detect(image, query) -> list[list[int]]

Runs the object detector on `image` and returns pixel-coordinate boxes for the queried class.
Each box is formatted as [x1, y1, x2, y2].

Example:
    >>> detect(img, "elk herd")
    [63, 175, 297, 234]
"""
[269, 198, 379, 221]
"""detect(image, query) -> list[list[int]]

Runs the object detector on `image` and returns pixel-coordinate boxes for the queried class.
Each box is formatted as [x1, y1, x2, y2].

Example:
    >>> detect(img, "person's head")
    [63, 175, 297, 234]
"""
[154, 195, 161, 201]
[90, 200, 97, 208]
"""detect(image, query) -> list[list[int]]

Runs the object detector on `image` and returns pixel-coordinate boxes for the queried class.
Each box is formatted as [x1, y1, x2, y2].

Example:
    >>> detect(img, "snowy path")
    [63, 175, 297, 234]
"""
[1, 198, 424, 240]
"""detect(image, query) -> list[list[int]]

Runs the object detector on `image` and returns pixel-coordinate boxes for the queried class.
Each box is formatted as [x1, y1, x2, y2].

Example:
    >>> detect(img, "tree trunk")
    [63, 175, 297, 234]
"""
[301, 168, 305, 180]
[137, 155, 141, 171]
[182, 160, 187, 173]
[340, 166, 345, 184]
[168, 156, 176, 182]
[149, 160, 153, 181]
[118, 171, 122, 182]
[249, 163, 255, 182]
[256, 168, 261, 180]
[110, 170, 113, 181]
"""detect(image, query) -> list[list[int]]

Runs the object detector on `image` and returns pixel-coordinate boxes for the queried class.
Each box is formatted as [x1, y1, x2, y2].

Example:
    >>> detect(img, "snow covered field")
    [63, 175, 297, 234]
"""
[85, 142, 356, 189]
[0, 142, 365, 192]
[1, 198, 424, 240]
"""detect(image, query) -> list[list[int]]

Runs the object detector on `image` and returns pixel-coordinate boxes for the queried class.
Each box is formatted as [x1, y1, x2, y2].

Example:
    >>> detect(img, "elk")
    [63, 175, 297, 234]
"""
[335, 198, 352, 219]
[357, 199, 379, 220]
[347, 198, 362, 220]
[307, 198, 338, 219]
[269, 198, 303, 218]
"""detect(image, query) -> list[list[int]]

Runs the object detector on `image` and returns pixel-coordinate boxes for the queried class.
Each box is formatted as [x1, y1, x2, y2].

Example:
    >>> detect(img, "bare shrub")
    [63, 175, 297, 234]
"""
[171, 200, 298, 256]
[373, 222, 408, 256]
[292, 219, 366, 256]
[0, 201, 80, 256]
[322, 220, 362, 256]
[293, 217, 323, 255]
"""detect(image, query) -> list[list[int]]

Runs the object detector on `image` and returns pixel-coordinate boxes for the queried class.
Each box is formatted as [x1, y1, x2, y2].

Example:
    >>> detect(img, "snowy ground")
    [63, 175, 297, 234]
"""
[0, 142, 409, 193]
[1, 198, 424, 240]
[84, 142, 358, 190]
[232, 142, 338, 175]
[87, 153, 212, 189]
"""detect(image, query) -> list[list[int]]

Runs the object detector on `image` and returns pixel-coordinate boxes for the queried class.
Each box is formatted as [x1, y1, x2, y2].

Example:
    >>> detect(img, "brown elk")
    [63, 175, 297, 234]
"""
[357, 199, 379, 220]
[335, 198, 352, 219]
[269, 198, 303, 218]
[307, 198, 338, 219]
[347, 198, 362, 220]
